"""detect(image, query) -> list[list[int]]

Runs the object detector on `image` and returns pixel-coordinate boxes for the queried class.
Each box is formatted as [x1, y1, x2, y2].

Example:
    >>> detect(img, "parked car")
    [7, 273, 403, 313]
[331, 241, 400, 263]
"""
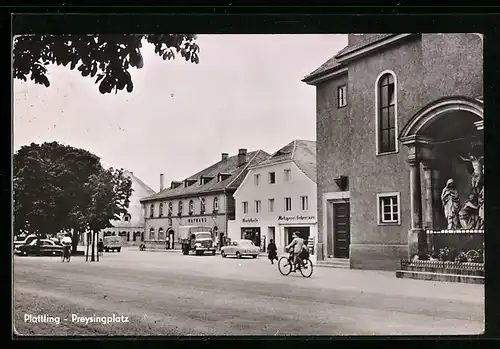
[15, 239, 64, 256]
[221, 239, 260, 259]
[13, 234, 37, 250]
[103, 236, 122, 252]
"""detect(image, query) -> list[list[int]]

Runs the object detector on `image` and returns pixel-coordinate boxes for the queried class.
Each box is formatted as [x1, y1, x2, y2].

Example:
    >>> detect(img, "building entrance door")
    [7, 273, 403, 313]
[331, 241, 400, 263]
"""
[333, 202, 350, 258]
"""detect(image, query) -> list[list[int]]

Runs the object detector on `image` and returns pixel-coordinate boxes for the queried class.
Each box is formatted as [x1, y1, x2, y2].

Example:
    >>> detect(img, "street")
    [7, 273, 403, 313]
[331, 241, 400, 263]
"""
[13, 248, 484, 336]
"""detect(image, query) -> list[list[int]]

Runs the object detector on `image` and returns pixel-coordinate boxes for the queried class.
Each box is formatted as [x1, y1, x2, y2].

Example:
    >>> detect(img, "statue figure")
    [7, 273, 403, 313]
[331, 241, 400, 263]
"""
[478, 186, 484, 229]
[459, 193, 480, 229]
[478, 164, 484, 229]
[441, 179, 461, 229]
[459, 153, 483, 194]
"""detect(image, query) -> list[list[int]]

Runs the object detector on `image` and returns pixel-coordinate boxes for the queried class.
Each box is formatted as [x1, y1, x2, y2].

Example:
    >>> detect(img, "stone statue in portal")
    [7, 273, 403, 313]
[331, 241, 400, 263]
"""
[459, 193, 480, 229]
[441, 179, 461, 229]
[459, 153, 484, 194]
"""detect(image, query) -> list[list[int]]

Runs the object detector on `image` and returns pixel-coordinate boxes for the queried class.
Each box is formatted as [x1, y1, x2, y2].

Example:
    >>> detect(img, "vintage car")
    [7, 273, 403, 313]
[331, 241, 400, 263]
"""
[15, 239, 64, 256]
[220, 239, 260, 259]
[13, 234, 37, 250]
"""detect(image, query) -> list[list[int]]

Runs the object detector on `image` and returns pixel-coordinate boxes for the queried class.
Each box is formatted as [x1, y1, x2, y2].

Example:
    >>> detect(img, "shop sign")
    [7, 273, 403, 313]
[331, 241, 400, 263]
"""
[242, 218, 258, 223]
[278, 215, 316, 222]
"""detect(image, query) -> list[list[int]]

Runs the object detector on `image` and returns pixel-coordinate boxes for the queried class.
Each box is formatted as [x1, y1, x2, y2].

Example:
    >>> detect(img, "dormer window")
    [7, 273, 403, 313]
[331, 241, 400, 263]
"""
[184, 179, 197, 187]
[200, 176, 214, 185]
[123, 214, 131, 222]
[217, 172, 231, 182]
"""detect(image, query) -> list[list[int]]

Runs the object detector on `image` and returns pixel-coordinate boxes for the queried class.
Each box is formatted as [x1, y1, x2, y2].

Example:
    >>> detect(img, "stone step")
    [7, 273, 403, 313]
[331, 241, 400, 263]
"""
[395, 270, 484, 284]
[316, 259, 350, 269]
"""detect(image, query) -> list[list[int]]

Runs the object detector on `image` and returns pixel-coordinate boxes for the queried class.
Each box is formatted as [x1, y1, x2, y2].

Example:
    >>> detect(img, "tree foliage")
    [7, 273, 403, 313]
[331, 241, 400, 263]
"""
[13, 34, 200, 94]
[13, 142, 133, 258]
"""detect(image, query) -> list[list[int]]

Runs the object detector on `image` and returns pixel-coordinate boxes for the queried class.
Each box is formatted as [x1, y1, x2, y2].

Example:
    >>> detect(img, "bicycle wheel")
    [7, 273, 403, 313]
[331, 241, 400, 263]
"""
[278, 257, 292, 276]
[299, 259, 313, 278]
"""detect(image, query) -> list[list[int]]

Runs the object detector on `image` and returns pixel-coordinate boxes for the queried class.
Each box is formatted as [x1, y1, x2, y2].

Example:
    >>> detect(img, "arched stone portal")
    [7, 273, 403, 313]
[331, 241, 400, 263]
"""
[399, 96, 483, 257]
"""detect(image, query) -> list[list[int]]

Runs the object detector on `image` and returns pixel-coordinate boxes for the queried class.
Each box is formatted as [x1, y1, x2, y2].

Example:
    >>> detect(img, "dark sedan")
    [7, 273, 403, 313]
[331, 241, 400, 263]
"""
[15, 239, 64, 256]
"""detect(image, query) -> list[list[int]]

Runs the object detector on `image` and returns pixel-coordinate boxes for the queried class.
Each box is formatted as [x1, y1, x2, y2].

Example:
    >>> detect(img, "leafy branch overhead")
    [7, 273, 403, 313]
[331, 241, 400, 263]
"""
[13, 34, 200, 94]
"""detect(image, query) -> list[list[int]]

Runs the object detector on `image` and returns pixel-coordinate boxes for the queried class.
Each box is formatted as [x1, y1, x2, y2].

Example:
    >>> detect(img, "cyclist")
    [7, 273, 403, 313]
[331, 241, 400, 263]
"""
[61, 233, 72, 260]
[285, 232, 305, 271]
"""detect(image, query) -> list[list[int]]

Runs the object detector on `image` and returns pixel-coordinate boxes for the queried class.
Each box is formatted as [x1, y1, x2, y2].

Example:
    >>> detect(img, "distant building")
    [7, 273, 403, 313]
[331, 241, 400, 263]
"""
[140, 149, 269, 249]
[81, 170, 156, 246]
[303, 33, 483, 270]
[229, 140, 317, 255]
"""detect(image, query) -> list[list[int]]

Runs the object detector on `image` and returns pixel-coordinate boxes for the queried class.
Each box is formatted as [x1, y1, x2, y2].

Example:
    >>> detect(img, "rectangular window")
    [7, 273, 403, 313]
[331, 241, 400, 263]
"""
[269, 172, 276, 184]
[268, 198, 274, 212]
[243, 201, 248, 214]
[284, 197, 292, 212]
[338, 85, 347, 108]
[284, 169, 291, 181]
[300, 196, 309, 210]
[255, 200, 261, 213]
[254, 174, 260, 186]
[377, 193, 401, 225]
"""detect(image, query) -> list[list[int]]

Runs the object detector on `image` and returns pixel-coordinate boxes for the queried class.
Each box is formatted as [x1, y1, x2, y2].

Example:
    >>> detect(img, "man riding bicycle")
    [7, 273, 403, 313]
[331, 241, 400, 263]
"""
[285, 232, 306, 270]
[61, 233, 72, 259]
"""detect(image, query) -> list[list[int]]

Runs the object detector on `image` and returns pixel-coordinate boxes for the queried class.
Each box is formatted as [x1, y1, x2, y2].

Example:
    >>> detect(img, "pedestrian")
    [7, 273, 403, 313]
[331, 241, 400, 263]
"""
[97, 238, 104, 256]
[166, 235, 170, 250]
[267, 239, 278, 264]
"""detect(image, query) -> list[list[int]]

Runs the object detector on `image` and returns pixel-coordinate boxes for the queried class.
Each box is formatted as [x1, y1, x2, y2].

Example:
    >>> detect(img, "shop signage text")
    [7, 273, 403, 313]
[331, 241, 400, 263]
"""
[278, 215, 316, 222]
[242, 218, 259, 223]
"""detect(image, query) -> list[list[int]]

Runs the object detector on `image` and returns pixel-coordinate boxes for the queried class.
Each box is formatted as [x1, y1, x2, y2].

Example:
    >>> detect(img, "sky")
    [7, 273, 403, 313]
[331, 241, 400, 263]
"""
[14, 34, 348, 192]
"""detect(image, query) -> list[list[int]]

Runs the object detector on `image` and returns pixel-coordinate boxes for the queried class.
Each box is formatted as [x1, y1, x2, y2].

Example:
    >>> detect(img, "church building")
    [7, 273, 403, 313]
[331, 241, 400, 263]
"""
[302, 34, 483, 270]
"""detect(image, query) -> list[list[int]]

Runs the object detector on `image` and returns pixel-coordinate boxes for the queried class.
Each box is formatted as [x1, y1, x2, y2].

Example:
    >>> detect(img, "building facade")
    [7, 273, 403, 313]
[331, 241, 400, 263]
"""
[302, 33, 483, 270]
[140, 149, 269, 249]
[228, 140, 318, 255]
[81, 170, 156, 246]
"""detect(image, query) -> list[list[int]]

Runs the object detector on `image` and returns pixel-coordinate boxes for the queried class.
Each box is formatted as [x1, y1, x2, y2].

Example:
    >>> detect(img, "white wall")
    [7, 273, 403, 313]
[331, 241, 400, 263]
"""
[235, 161, 317, 222]
[231, 161, 318, 252]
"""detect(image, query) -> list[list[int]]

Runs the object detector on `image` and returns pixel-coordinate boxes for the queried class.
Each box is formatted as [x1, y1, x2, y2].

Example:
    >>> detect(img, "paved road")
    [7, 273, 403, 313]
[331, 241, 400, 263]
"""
[13, 249, 484, 336]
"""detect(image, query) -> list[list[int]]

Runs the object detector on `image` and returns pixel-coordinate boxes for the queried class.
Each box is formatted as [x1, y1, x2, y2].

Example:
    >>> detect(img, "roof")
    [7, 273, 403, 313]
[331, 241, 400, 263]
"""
[302, 56, 344, 82]
[251, 140, 317, 183]
[140, 150, 270, 202]
[303, 34, 396, 82]
[125, 170, 156, 196]
[335, 34, 394, 58]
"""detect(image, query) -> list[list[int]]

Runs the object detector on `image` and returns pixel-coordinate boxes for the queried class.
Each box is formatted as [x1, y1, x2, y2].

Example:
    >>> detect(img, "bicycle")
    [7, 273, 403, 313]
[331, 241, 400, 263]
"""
[61, 245, 71, 263]
[278, 249, 313, 278]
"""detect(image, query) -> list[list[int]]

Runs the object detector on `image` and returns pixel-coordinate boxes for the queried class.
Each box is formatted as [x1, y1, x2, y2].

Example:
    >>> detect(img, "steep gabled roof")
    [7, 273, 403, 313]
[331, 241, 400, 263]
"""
[140, 150, 270, 202]
[125, 170, 156, 196]
[291, 140, 317, 184]
[250, 140, 317, 183]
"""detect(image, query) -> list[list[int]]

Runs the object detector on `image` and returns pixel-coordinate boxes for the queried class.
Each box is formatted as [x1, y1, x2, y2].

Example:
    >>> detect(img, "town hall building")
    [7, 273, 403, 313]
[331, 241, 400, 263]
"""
[140, 149, 269, 250]
[302, 33, 483, 270]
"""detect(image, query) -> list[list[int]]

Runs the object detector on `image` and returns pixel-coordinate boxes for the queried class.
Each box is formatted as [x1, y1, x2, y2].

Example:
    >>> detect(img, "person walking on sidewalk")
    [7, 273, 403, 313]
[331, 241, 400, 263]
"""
[267, 239, 278, 264]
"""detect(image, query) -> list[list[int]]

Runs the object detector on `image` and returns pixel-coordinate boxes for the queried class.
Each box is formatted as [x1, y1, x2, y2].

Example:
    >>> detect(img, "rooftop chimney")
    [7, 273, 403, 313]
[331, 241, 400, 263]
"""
[221, 153, 229, 161]
[238, 148, 248, 166]
[160, 174, 164, 191]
